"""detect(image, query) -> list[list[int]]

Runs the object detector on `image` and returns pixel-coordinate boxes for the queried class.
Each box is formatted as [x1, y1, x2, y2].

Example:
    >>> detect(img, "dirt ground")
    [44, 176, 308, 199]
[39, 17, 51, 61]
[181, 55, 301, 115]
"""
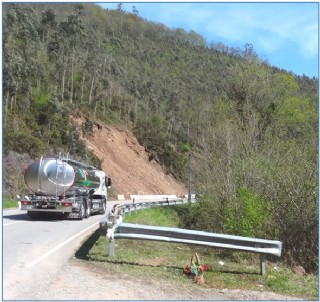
[71, 116, 187, 198]
[39, 259, 303, 301]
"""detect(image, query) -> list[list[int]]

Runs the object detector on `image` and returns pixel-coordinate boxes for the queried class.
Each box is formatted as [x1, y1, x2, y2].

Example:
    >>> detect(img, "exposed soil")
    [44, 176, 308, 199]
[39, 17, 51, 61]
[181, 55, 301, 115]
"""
[71, 116, 187, 199]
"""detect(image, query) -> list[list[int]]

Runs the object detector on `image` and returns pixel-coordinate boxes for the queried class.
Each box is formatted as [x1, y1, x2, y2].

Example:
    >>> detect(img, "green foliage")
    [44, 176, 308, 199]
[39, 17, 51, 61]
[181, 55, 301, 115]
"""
[86, 149, 102, 169]
[275, 96, 317, 138]
[4, 116, 50, 157]
[81, 118, 94, 137]
[224, 187, 271, 237]
[33, 89, 51, 109]
[181, 143, 191, 153]
[6, 132, 49, 158]
[174, 197, 226, 232]
[3, 199, 19, 209]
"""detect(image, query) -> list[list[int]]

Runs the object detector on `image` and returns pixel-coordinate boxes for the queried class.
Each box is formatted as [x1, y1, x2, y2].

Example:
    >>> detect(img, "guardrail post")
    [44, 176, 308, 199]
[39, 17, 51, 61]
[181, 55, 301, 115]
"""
[260, 254, 266, 276]
[109, 239, 115, 257]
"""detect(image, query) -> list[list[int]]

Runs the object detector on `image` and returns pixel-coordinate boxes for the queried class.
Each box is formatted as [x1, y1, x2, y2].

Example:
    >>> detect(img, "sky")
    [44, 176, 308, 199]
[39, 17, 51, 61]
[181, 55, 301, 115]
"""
[97, 2, 319, 79]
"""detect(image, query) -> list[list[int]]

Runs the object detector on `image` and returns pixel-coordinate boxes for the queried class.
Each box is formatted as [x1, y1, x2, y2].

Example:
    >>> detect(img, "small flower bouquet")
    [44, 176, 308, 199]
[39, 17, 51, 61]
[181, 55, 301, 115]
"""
[183, 253, 209, 285]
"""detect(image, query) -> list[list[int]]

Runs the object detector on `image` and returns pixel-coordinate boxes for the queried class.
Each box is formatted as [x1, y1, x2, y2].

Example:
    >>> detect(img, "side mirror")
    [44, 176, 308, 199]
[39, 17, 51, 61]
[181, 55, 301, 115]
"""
[106, 177, 112, 188]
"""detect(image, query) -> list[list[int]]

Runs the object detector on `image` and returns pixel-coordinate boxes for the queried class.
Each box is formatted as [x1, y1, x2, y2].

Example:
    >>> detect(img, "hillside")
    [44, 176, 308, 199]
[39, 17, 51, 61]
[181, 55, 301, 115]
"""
[71, 116, 186, 198]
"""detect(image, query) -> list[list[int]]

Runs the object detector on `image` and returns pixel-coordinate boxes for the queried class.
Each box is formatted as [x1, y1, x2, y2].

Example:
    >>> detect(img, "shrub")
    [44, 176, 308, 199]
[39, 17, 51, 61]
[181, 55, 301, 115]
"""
[224, 187, 271, 238]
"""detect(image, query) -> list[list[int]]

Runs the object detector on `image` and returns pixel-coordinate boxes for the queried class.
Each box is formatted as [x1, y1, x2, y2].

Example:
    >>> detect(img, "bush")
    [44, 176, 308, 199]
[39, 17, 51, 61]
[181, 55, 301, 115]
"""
[4, 130, 49, 158]
[224, 187, 271, 238]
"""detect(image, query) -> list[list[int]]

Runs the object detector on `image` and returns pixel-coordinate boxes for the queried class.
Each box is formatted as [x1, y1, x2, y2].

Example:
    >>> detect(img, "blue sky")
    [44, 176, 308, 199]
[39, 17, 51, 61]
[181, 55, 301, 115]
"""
[98, 2, 318, 78]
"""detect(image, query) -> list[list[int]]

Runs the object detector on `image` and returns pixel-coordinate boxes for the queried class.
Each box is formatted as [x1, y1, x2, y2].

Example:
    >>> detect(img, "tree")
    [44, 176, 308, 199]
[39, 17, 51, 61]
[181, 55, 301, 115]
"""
[132, 6, 139, 16]
[117, 3, 125, 13]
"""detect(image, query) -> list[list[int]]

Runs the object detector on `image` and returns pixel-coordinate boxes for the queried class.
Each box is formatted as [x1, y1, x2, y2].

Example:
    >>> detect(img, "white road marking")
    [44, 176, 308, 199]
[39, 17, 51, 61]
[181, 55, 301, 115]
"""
[3, 221, 25, 227]
[26, 221, 99, 268]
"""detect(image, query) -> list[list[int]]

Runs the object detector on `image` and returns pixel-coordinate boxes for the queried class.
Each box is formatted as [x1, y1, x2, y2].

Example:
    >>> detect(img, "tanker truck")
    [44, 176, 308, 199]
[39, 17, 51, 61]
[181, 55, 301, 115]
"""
[17, 155, 111, 219]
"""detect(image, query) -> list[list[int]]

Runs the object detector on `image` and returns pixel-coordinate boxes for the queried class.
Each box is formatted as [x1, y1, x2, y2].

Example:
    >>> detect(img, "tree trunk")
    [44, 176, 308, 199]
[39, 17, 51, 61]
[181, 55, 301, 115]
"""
[70, 49, 74, 103]
[81, 74, 85, 103]
[4, 90, 9, 129]
[88, 72, 96, 105]
[61, 67, 66, 103]
[14, 81, 18, 109]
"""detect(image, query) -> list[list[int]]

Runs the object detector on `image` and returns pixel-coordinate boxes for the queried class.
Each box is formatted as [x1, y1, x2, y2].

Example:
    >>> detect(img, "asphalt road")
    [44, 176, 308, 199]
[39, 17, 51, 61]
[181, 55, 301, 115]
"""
[2, 200, 128, 300]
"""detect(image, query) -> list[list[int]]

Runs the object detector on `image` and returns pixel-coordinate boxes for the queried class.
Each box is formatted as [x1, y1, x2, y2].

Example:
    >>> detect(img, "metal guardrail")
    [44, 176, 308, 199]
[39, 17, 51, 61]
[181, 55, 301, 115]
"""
[100, 198, 282, 275]
[99, 198, 188, 237]
[118, 198, 188, 217]
[114, 223, 282, 257]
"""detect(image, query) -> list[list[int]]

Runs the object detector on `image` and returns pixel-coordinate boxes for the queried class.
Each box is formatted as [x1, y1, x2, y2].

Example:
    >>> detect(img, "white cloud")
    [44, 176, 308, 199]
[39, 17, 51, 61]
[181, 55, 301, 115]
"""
[151, 2, 318, 60]
[295, 22, 318, 58]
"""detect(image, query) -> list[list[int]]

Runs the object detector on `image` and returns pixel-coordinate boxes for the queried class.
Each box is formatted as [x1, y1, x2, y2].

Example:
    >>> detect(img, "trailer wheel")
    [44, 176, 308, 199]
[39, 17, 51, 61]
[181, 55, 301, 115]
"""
[78, 203, 85, 220]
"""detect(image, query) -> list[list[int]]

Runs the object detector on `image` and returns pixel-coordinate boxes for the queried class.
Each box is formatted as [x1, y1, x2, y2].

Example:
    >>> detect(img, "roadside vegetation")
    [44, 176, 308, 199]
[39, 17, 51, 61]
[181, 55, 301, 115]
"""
[3, 198, 18, 209]
[76, 206, 318, 300]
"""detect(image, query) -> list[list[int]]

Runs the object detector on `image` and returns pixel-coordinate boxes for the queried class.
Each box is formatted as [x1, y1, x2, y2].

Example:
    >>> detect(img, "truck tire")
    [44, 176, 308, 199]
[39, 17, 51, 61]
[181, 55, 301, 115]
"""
[99, 199, 106, 215]
[78, 203, 85, 220]
[85, 200, 91, 218]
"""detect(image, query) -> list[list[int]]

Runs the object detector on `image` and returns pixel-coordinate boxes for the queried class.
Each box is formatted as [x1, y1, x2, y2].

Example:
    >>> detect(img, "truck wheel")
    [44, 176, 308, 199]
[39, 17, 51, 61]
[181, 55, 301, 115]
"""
[85, 201, 91, 218]
[78, 204, 85, 220]
[99, 200, 106, 215]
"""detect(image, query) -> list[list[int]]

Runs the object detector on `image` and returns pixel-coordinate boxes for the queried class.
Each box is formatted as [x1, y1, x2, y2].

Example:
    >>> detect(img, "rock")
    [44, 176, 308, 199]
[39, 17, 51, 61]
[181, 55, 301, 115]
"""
[4, 151, 33, 197]
[192, 275, 205, 285]
[291, 265, 306, 275]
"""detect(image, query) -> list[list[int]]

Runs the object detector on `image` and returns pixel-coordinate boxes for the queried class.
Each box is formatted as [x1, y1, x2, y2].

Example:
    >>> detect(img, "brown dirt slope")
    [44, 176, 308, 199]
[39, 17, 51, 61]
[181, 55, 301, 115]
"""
[72, 116, 187, 198]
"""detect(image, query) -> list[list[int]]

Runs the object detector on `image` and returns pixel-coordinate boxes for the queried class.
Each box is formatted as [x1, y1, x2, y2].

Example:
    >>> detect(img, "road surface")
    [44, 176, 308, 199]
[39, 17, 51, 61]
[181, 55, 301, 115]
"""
[2, 200, 127, 300]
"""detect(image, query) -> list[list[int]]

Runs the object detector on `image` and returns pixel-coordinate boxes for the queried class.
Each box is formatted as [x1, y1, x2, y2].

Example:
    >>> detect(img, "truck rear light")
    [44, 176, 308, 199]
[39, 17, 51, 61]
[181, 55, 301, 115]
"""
[21, 201, 30, 205]
[64, 202, 72, 207]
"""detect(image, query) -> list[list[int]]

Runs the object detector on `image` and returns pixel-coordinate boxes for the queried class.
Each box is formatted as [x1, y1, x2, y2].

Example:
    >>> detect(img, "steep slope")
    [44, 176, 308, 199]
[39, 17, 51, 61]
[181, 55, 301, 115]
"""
[71, 116, 187, 198]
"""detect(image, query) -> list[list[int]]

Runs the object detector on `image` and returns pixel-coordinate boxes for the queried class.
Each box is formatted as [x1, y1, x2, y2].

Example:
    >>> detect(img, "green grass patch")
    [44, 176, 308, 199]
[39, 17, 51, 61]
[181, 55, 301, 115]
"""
[3, 198, 18, 209]
[265, 268, 318, 299]
[77, 205, 318, 300]
[124, 206, 181, 227]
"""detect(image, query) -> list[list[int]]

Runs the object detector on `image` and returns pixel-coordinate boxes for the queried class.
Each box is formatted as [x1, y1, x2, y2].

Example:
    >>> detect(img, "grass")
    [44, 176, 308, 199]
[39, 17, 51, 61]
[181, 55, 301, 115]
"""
[124, 206, 181, 227]
[77, 205, 318, 300]
[3, 198, 18, 209]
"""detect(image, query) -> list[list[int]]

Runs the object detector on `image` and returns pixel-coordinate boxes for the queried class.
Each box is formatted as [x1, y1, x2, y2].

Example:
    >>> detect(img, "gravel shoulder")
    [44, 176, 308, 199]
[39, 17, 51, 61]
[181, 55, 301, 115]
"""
[35, 258, 303, 301]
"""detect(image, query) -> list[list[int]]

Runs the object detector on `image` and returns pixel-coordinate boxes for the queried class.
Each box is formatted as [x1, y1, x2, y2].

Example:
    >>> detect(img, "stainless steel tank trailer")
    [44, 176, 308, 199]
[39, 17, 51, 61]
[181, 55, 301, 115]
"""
[17, 155, 111, 219]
